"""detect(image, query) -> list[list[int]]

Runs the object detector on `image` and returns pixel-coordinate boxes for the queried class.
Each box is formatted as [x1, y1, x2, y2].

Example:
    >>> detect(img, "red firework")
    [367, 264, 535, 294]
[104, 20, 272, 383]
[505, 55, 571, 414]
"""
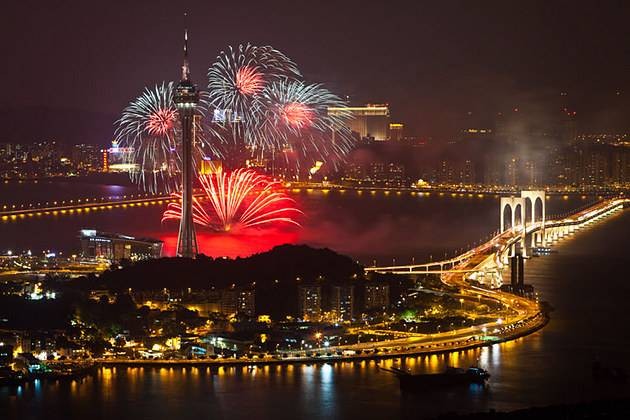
[147, 108, 177, 136]
[282, 102, 314, 128]
[162, 169, 302, 232]
[235, 66, 265, 96]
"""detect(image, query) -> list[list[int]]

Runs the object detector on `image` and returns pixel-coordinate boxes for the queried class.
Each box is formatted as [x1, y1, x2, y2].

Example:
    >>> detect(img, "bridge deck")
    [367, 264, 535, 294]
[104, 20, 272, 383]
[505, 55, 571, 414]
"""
[368, 197, 627, 275]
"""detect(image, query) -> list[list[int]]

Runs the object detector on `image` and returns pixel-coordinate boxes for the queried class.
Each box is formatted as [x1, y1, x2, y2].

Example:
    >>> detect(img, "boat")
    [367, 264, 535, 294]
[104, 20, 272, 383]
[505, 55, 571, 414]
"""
[380, 366, 490, 391]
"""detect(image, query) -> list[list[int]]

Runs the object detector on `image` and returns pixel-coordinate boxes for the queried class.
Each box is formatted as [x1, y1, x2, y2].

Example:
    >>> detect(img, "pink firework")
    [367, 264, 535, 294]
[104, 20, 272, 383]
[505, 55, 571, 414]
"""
[146, 108, 177, 136]
[235, 66, 265, 96]
[282, 102, 314, 128]
[162, 169, 302, 232]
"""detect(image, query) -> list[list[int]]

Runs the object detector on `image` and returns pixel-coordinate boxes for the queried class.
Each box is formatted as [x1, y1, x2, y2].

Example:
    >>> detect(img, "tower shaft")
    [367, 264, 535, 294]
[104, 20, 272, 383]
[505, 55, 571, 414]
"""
[176, 108, 198, 258]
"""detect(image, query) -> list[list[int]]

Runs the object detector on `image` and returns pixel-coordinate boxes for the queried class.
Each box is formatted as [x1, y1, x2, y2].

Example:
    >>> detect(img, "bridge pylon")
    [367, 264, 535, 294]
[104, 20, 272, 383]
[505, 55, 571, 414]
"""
[500, 190, 546, 257]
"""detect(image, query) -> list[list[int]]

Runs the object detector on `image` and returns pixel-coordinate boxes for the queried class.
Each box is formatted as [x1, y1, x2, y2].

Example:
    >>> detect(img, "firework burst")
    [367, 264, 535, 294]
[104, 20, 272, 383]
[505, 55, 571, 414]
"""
[235, 66, 265, 96]
[116, 82, 223, 194]
[162, 169, 302, 232]
[205, 45, 356, 175]
[146, 108, 178, 136]
[118, 43, 355, 194]
[207, 44, 300, 129]
[258, 80, 354, 169]
[114, 82, 180, 193]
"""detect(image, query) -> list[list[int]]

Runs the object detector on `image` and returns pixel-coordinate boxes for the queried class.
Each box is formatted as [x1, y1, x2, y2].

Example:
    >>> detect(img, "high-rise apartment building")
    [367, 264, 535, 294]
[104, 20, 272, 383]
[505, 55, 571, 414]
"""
[330, 285, 354, 322]
[298, 286, 322, 320]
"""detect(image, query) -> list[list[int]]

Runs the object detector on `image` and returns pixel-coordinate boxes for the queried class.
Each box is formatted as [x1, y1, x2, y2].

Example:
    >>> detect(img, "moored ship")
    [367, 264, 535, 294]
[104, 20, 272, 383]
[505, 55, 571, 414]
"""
[381, 366, 490, 391]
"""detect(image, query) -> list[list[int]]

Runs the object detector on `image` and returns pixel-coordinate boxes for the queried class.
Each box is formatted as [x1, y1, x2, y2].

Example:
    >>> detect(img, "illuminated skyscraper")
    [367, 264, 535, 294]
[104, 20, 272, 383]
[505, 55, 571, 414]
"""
[329, 104, 390, 141]
[175, 30, 199, 258]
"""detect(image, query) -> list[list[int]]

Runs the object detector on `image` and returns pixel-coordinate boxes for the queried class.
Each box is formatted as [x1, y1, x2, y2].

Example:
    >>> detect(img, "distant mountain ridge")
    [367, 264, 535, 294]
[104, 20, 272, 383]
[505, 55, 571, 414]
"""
[0, 106, 118, 147]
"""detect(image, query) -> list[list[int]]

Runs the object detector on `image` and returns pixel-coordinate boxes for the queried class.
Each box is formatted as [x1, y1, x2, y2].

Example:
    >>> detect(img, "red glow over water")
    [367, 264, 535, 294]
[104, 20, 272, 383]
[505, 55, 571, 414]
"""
[158, 227, 301, 258]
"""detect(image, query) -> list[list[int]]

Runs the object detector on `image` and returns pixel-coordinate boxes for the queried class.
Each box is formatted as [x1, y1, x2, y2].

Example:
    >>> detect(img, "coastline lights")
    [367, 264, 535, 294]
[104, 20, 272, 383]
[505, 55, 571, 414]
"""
[162, 168, 302, 232]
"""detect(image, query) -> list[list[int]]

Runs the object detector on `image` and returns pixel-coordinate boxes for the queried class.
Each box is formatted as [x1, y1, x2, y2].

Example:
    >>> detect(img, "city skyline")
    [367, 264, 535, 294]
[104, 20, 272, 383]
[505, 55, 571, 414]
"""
[1, 0, 629, 142]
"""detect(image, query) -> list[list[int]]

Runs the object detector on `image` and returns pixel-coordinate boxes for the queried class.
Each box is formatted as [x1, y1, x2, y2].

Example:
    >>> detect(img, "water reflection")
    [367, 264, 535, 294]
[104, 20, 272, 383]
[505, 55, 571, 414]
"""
[0, 186, 594, 265]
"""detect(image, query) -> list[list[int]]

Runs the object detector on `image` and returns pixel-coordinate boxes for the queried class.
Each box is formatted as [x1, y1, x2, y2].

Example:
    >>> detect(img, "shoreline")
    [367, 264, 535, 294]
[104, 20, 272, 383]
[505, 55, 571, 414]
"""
[92, 312, 549, 369]
[2, 175, 626, 196]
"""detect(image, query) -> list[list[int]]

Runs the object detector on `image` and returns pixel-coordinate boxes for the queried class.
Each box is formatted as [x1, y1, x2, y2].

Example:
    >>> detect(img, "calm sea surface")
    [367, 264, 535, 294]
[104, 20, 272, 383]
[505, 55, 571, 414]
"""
[0, 180, 598, 263]
[1, 180, 629, 418]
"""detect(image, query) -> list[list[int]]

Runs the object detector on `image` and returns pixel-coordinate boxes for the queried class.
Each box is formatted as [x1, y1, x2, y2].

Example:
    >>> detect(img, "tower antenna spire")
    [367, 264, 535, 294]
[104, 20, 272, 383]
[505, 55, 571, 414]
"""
[181, 13, 190, 82]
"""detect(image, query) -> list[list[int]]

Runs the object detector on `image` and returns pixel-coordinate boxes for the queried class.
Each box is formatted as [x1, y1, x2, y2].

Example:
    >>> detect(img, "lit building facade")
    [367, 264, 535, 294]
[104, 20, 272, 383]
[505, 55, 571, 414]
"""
[388, 123, 404, 141]
[72, 144, 102, 172]
[220, 287, 256, 317]
[102, 140, 135, 173]
[79, 229, 162, 262]
[343, 161, 406, 187]
[329, 104, 390, 141]
[330, 285, 354, 322]
[298, 286, 322, 320]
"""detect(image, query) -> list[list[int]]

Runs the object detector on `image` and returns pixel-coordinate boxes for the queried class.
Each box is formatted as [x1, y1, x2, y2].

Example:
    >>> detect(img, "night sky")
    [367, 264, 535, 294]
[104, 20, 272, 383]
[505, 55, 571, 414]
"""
[1, 0, 628, 141]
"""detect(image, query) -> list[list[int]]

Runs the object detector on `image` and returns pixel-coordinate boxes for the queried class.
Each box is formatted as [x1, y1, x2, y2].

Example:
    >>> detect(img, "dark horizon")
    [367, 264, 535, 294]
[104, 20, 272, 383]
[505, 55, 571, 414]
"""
[1, 0, 628, 143]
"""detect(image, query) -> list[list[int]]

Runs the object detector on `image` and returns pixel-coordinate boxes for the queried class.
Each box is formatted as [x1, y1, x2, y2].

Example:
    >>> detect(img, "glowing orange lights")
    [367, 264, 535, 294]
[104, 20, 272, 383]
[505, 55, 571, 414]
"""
[235, 66, 265, 96]
[162, 169, 302, 233]
[146, 108, 177, 136]
[282, 102, 314, 128]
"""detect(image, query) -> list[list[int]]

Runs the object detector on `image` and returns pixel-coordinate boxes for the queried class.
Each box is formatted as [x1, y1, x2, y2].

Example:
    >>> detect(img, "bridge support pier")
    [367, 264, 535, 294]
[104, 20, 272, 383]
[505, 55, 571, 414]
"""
[536, 229, 545, 247]
[520, 235, 528, 258]
[531, 232, 537, 247]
